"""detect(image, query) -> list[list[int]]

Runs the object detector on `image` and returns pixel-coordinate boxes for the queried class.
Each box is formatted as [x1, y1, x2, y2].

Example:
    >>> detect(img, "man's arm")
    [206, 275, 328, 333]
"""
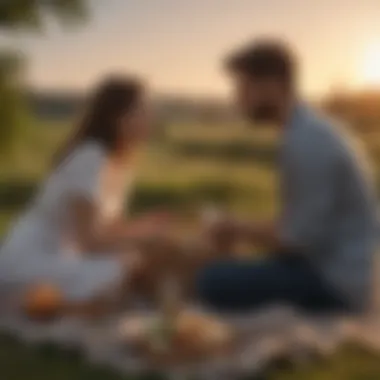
[275, 131, 340, 254]
[214, 130, 340, 254]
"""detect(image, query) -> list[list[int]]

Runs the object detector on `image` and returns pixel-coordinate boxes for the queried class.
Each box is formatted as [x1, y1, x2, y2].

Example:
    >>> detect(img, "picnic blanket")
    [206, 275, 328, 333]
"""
[2, 252, 380, 380]
[1, 292, 380, 380]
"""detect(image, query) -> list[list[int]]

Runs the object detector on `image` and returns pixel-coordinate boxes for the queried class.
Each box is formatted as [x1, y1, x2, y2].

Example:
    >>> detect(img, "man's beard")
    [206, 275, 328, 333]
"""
[246, 104, 280, 125]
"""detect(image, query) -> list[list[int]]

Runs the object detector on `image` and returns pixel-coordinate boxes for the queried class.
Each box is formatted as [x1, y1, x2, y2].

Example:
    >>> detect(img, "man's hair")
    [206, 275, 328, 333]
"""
[225, 39, 297, 87]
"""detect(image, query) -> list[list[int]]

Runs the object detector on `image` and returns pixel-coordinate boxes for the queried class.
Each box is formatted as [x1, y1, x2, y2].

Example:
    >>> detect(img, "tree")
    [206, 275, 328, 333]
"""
[0, 0, 89, 158]
[0, 0, 88, 30]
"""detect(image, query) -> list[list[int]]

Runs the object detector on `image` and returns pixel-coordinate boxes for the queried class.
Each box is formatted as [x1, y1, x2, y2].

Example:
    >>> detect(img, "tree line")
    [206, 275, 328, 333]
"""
[0, 0, 88, 156]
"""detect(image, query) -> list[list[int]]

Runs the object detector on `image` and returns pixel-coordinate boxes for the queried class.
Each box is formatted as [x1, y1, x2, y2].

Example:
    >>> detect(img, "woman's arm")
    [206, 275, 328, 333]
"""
[67, 196, 125, 253]
[67, 197, 172, 254]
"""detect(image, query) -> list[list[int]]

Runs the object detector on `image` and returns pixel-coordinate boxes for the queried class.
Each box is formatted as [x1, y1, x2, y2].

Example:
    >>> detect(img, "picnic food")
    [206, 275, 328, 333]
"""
[173, 311, 234, 355]
[120, 310, 234, 364]
[23, 283, 65, 321]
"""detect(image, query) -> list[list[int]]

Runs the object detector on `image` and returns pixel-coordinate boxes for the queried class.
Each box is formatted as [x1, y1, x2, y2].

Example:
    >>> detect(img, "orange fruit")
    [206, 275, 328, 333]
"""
[23, 284, 65, 321]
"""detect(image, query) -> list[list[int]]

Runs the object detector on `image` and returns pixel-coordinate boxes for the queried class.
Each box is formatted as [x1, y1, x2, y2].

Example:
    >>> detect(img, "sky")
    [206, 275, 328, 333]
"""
[1, 0, 380, 97]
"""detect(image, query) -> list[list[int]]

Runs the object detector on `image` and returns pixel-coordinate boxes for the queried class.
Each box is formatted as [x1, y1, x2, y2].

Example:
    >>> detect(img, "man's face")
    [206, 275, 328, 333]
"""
[232, 72, 285, 125]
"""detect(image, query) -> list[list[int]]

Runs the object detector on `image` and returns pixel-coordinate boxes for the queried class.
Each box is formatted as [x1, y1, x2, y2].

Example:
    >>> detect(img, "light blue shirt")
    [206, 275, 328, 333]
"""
[280, 103, 378, 310]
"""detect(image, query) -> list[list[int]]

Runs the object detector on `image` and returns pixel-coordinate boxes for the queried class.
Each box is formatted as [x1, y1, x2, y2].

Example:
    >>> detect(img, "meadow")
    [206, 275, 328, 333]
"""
[1, 119, 380, 379]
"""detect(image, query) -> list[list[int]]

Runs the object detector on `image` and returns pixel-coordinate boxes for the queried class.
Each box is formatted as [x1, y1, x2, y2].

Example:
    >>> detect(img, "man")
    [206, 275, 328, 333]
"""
[197, 39, 378, 314]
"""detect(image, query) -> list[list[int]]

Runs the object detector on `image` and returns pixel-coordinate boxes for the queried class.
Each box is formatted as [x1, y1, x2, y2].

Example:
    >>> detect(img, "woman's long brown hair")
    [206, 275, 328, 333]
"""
[53, 75, 143, 168]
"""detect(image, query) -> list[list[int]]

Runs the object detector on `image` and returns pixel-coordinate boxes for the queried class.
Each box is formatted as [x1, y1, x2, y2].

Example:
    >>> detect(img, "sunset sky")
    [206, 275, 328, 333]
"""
[1, 0, 380, 97]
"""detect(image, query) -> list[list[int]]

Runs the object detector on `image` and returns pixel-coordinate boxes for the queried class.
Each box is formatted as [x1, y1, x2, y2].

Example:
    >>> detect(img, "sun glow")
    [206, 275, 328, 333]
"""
[360, 44, 380, 86]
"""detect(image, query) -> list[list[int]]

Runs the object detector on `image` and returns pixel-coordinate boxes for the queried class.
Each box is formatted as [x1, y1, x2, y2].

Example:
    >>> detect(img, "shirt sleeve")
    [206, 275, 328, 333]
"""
[279, 133, 340, 250]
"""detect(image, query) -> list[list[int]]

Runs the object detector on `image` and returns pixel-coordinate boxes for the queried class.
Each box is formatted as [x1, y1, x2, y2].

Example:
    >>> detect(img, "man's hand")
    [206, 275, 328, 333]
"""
[206, 217, 282, 252]
[206, 217, 243, 253]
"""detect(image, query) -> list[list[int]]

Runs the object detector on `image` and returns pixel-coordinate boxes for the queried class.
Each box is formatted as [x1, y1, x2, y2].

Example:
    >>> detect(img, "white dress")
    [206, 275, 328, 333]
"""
[0, 141, 132, 301]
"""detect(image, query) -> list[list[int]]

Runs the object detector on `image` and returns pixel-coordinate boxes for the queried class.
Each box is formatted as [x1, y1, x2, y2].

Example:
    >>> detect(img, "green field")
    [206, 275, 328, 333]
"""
[1, 120, 380, 379]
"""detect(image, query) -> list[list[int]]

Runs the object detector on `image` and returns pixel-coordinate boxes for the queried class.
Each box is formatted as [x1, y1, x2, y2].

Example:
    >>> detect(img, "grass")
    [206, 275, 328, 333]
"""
[2, 336, 380, 380]
[0, 120, 380, 379]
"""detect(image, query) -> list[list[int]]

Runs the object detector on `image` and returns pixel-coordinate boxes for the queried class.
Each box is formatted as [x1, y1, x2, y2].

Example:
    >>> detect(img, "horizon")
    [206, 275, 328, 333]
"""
[27, 85, 380, 104]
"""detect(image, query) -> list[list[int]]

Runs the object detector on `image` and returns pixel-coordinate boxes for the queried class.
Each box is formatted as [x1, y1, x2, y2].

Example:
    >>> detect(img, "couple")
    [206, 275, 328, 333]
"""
[0, 39, 377, 316]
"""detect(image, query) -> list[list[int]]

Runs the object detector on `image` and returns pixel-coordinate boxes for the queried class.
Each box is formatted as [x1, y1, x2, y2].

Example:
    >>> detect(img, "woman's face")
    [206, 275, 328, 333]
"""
[119, 94, 152, 145]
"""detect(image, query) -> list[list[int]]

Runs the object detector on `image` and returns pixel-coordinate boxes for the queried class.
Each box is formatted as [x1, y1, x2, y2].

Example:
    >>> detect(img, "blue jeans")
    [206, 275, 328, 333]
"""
[196, 256, 348, 313]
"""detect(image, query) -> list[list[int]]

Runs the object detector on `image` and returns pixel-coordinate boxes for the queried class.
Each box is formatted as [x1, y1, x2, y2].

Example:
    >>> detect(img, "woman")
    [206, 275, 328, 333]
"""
[0, 75, 170, 309]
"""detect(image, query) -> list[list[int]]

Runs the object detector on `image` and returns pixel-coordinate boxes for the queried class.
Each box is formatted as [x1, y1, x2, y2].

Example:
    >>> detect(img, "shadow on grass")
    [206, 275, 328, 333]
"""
[0, 179, 37, 212]
[131, 181, 236, 214]
[0, 334, 153, 380]
[170, 140, 277, 166]
[0, 179, 238, 216]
